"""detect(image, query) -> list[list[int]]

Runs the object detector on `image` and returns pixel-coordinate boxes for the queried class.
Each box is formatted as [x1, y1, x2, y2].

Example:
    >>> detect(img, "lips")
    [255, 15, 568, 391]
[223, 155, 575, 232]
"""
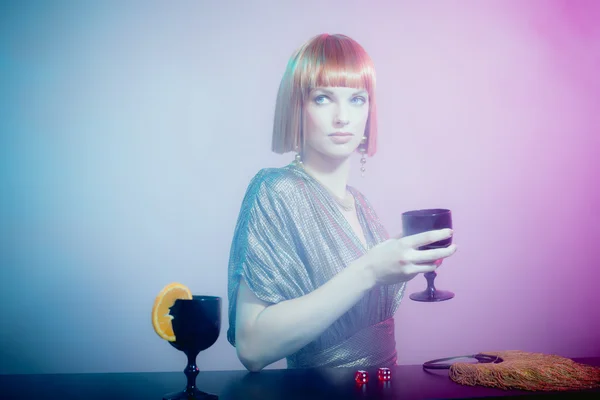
[328, 134, 354, 144]
[329, 132, 353, 137]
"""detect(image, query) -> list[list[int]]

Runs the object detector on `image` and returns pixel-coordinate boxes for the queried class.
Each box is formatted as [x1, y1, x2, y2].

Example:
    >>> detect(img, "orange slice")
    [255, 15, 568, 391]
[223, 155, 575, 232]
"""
[151, 282, 192, 341]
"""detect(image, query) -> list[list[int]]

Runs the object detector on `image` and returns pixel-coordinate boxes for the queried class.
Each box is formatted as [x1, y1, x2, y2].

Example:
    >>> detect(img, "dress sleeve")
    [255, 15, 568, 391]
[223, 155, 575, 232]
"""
[226, 170, 309, 346]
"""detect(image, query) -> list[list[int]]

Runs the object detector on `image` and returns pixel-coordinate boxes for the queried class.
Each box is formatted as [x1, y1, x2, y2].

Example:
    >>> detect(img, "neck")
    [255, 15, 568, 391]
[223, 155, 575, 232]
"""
[300, 151, 351, 198]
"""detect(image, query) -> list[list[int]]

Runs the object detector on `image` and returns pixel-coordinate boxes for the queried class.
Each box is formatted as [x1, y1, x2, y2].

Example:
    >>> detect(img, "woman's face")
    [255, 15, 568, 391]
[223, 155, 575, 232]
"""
[302, 86, 369, 162]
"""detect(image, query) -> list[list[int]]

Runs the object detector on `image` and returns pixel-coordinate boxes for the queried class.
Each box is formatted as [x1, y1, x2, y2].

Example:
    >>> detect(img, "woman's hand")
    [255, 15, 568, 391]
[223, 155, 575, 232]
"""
[362, 228, 456, 286]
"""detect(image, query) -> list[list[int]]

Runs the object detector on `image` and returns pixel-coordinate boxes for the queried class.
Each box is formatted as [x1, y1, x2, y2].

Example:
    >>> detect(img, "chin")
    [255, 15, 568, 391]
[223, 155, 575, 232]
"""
[317, 147, 359, 161]
[305, 139, 362, 162]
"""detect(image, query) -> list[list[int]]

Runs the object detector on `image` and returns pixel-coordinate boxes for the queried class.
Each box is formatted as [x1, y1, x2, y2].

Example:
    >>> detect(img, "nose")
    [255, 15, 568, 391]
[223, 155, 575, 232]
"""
[334, 104, 350, 126]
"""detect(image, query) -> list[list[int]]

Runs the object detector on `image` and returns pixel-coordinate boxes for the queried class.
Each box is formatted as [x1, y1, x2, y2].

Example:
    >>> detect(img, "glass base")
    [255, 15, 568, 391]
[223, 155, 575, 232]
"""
[163, 388, 218, 400]
[410, 289, 454, 302]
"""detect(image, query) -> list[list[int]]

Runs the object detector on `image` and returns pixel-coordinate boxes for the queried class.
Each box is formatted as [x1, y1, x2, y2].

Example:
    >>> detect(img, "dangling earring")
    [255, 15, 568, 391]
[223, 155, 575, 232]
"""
[294, 145, 303, 167]
[359, 136, 367, 177]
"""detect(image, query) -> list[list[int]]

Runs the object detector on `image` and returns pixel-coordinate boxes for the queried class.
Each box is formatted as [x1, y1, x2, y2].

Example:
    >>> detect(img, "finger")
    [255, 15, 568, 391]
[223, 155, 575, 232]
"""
[408, 244, 457, 263]
[413, 258, 443, 268]
[400, 228, 453, 248]
[404, 263, 437, 275]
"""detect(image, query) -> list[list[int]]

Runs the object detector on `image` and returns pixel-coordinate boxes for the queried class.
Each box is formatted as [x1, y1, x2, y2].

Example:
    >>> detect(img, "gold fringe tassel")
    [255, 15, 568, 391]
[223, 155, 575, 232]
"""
[449, 350, 600, 391]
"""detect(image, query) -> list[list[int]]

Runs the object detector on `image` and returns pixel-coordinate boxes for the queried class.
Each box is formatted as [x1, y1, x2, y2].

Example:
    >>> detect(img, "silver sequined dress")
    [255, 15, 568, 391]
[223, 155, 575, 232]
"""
[227, 163, 406, 368]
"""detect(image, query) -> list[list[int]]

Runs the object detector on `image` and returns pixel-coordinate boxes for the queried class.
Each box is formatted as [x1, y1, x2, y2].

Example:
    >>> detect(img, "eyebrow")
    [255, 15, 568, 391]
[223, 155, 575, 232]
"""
[313, 88, 368, 96]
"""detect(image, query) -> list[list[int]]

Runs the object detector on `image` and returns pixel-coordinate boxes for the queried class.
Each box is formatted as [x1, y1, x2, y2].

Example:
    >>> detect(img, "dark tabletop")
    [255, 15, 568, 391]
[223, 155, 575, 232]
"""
[1, 357, 599, 400]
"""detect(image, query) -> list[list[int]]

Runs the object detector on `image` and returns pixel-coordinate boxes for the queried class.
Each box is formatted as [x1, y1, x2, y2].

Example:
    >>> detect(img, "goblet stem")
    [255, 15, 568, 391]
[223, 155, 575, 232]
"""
[163, 350, 218, 400]
[410, 270, 454, 302]
[424, 271, 437, 298]
[184, 351, 200, 393]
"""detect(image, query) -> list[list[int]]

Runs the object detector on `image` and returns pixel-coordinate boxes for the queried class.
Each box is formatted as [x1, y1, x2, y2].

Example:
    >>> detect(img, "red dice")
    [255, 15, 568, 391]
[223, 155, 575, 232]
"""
[377, 367, 391, 381]
[354, 370, 369, 384]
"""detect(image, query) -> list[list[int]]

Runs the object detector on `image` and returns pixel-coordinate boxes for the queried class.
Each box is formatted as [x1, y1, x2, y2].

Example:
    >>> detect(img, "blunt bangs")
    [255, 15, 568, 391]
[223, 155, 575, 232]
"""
[297, 35, 375, 99]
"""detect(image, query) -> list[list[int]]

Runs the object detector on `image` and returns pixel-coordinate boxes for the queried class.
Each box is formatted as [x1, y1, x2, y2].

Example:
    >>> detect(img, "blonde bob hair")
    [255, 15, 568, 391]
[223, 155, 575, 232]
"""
[272, 33, 378, 157]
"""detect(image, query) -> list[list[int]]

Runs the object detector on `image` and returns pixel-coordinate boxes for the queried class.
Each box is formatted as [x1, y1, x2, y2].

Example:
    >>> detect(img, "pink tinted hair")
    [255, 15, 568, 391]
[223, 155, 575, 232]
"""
[272, 33, 378, 157]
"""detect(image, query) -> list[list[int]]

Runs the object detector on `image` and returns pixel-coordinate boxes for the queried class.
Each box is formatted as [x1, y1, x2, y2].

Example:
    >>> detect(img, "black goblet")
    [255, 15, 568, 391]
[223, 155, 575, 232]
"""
[163, 295, 221, 400]
[402, 208, 454, 302]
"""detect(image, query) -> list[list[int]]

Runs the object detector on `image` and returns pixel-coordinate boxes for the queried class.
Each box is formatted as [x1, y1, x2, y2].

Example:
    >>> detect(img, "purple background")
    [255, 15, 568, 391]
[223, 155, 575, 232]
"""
[1, 0, 599, 374]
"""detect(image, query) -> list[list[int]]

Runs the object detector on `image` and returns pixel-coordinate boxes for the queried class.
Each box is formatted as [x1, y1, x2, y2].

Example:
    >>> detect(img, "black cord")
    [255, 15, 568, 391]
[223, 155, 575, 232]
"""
[423, 353, 503, 370]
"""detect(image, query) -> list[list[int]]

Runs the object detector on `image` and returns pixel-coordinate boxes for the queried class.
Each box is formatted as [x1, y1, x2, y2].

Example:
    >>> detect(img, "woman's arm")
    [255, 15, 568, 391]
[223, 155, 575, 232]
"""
[234, 229, 455, 372]
[234, 256, 374, 372]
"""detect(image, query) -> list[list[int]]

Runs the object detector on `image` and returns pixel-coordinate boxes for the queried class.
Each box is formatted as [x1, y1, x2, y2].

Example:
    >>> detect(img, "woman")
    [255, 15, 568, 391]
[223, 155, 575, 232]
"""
[226, 33, 456, 372]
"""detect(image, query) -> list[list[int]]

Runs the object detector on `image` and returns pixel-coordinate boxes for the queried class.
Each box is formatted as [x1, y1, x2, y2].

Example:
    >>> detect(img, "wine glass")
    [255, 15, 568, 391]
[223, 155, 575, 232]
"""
[163, 295, 221, 400]
[402, 208, 454, 302]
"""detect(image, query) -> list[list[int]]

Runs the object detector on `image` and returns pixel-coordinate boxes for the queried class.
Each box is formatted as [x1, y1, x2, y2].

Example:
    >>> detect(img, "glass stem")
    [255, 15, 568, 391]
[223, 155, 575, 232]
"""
[424, 271, 437, 298]
[184, 351, 199, 392]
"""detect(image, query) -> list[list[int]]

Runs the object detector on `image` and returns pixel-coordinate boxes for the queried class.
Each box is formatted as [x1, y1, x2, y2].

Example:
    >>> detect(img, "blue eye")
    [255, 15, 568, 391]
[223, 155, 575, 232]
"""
[351, 96, 366, 105]
[314, 95, 329, 104]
